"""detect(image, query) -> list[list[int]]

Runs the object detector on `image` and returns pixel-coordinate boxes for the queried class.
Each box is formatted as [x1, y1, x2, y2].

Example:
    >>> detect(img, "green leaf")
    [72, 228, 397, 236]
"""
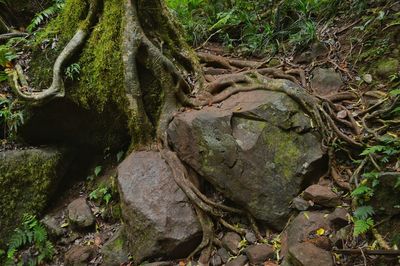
[353, 217, 374, 236]
[94, 166, 102, 177]
[351, 185, 374, 198]
[354, 205, 374, 220]
[389, 89, 400, 96]
[116, 151, 124, 162]
[104, 193, 112, 205]
[360, 145, 385, 156]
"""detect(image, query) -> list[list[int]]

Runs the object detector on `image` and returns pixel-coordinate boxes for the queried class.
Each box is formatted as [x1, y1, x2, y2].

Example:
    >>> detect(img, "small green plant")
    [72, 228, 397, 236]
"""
[86, 165, 102, 181]
[0, 98, 24, 140]
[27, 0, 66, 33]
[2, 214, 54, 266]
[0, 44, 18, 82]
[65, 63, 81, 80]
[89, 183, 112, 205]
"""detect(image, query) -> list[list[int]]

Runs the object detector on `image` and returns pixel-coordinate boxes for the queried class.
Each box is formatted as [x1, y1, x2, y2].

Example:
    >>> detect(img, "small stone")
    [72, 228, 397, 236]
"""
[41, 215, 66, 237]
[362, 74, 373, 84]
[225, 255, 248, 266]
[292, 197, 311, 211]
[310, 68, 343, 96]
[328, 208, 349, 229]
[217, 248, 230, 263]
[142, 262, 173, 266]
[67, 198, 95, 228]
[268, 58, 281, 67]
[64, 245, 96, 266]
[210, 254, 223, 266]
[222, 232, 242, 255]
[285, 242, 333, 266]
[303, 185, 340, 207]
[245, 244, 274, 264]
[245, 230, 257, 244]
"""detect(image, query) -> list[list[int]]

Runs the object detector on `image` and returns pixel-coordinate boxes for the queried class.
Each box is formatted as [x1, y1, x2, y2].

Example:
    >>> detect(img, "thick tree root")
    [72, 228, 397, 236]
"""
[9, 0, 100, 105]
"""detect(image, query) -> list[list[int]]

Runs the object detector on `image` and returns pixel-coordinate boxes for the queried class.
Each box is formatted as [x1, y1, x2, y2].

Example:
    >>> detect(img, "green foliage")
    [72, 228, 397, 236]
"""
[0, 98, 24, 140]
[27, 0, 66, 33]
[166, 0, 345, 55]
[361, 135, 400, 164]
[0, 44, 18, 82]
[351, 184, 374, 199]
[354, 205, 375, 220]
[86, 165, 102, 181]
[89, 183, 112, 205]
[3, 214, 54, 266]
[65, 63, 81, 80]
[353, 217, 374, 236]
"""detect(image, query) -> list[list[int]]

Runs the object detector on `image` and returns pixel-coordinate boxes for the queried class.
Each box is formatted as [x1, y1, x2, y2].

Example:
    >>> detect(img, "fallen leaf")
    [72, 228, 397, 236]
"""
[61, 222, 69, 228]
[316, 228, 325, 236]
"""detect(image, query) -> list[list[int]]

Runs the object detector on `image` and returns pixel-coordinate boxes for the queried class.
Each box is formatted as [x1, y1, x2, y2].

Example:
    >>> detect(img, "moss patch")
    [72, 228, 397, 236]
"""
[73, 0, 125, 112]
[0, 148, 64, 247]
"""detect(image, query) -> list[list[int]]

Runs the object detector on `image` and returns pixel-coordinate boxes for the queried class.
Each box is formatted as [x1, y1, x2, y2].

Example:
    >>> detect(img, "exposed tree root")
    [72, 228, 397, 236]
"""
[9, 0, 100, 105]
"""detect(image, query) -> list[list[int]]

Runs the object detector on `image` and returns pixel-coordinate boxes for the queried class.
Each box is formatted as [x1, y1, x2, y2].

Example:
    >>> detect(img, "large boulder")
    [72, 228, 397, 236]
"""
[117, 151, 201, 263]
[0, 148, 65, 246]
[167, 90, 327, 229]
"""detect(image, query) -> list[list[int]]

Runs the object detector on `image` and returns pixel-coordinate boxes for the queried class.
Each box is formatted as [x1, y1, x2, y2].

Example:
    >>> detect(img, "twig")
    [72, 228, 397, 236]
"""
[333, 249, 400, 256]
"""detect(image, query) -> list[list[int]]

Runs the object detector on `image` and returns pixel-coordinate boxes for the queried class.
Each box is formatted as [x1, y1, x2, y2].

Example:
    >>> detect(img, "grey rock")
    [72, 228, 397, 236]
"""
[245, 230, 257, 244]
[168, 90, 327, 230]
[41, 215, 66, 237]
[283, 242, 333, 266]
[302, 185, 340, 207]
[67, 198, 95, 228]
[291, 197, 311, 211]
[217, 248, 230, 263]
[245, 244, 274, 265]
[210, 254, 223, 266]
[281, 211, 332, 257]
[142, 262, 174, 266]
[226, 255, 248, 266]
[311, 68, 343, 96]
[101, 227, 129, 266]
[222, 232, 242, 255]
[64, 245, 96, 266]
[117, 151, 201, 263]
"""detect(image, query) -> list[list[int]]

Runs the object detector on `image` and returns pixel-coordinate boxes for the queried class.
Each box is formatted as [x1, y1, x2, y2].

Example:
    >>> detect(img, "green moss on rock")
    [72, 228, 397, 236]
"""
[0, 148, 64, 247]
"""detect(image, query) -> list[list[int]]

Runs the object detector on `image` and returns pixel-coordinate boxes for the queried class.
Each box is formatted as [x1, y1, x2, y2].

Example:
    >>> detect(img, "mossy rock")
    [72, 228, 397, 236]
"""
[168, 90, 328, 230]
[375, 58, 399, 79]
[0, 148, 66, 247]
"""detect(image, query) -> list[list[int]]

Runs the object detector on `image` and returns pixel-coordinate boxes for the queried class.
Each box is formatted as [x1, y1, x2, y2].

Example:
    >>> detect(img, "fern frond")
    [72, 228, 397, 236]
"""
[354, 205, 375, 220]
[27, 0, 65, 32]
[354, 218, 374, 236]
[33, 224, 47, 244]
[8, 228, 27, 252]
